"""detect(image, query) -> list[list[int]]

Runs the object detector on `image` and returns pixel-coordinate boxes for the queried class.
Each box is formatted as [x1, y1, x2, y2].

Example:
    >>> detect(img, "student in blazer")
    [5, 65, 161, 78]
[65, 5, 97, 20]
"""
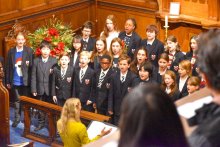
[141, 24, 164, 68]
[52, 52, 74, 106]
[93, 55, 115, 115]
[72, 51, 96, 112]
[118, 18, 141, 59]
[31, 55, 57, 98]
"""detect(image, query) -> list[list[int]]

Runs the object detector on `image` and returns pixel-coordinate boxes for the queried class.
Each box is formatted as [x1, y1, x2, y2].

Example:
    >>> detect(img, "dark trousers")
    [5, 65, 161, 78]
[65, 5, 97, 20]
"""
[12, 85, 29, 121]
[57, 98, 66, 107]
[37, 94, 50, 126]
[81, 102, 95, 112]
[113, 114, 120, 126]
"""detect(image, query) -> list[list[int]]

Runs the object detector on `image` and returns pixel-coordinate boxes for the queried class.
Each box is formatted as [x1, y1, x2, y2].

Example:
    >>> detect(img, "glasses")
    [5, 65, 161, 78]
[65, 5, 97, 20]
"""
[100, 62, 111, 65]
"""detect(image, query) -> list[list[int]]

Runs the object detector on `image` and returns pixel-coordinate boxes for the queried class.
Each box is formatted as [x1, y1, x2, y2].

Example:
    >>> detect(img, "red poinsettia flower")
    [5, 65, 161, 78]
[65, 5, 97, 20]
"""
[48, 28, 59, 36]
[54, 47, 62, 55]
[35, 48, 41, 56]
[50, 49, 56, 57]
[44, 37, 52, 42]
[57, 42, 65, 50]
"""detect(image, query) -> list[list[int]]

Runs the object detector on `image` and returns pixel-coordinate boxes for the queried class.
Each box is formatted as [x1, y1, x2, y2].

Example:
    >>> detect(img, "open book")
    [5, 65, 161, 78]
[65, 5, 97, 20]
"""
[87, 121, 118, 140]
[177, 95, 213, 119]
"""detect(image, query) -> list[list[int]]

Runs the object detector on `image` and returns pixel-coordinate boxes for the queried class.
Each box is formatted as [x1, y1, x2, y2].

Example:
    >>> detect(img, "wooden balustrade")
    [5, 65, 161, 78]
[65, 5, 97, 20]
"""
[20, 96, 110, 146]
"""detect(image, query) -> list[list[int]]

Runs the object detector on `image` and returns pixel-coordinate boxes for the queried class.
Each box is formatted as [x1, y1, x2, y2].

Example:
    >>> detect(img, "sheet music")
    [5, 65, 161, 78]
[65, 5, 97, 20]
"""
[177, 96, 213, 119]
[87, 121, 118, 140]
[103, 141, 118, 147]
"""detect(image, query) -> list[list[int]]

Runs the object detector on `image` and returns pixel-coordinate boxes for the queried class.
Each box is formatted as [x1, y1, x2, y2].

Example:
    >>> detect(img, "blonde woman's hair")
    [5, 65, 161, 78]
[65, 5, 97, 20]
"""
[57, 98, 81, 134]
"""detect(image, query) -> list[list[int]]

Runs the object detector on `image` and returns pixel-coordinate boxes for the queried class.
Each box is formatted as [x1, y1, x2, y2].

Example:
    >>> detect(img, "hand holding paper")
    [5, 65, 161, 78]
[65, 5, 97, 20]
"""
[100, 127, 112, 137]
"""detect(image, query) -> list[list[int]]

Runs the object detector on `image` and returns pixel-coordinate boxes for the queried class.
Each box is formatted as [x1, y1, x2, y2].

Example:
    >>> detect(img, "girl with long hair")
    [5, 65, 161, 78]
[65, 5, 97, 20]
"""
[100, 14, 120, 51]
[161, 70, 180, 101]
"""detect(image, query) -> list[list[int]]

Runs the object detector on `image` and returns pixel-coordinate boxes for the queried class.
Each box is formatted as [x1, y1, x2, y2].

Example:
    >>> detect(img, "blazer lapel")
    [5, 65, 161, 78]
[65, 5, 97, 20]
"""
[11, 47, 16, 67]
[39, 57, 45, 74]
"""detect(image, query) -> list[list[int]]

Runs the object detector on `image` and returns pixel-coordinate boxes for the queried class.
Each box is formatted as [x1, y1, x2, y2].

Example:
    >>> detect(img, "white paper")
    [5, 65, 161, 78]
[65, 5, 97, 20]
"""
[87, 121, 118, 140]
[177, 96, 213, 119]
[103, 141, 118, 147]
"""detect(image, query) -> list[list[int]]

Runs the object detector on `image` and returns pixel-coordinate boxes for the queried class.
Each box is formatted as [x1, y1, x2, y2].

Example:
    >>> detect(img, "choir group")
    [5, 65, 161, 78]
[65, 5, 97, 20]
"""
[5, 14, 204, 130]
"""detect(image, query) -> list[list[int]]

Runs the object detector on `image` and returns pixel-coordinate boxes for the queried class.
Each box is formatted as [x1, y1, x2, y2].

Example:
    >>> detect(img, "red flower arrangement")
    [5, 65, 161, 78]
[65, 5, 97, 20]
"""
[28, 16, 74, 58]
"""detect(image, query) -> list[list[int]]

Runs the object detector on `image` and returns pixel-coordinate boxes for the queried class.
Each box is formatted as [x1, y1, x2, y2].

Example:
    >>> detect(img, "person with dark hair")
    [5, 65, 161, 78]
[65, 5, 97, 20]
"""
[165, 35, 185, 75]
[134, 61, 155, 86]
[118, 84, 189, 147]
[6, 32, 33, 128]
[186, 35, 199, 76]
[118, 18, 141, 59]
[81, 21, 96, 53]
[130, 47, 148, 75]
[90, 37, 109, 71]
[31, 40, 57, 131]
[188, 29, 220, 147]
[93, 54, 114, 115]
[70, 35, 82, 69]
[141, 24, 164, 67]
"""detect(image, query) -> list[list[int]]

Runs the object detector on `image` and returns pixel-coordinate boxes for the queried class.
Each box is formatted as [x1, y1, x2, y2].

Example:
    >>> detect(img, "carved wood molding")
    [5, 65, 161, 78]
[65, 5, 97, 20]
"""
[97, 0, 158, 13]
[156, 12, 220, 29]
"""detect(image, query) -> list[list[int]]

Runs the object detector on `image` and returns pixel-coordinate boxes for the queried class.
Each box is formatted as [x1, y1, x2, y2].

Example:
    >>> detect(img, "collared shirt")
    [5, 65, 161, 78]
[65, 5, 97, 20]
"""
[73, 51, 78, 66]
[42, 57, 49, 63]
[83, 38, 89, 43]
[120, 71, 128, 82]
[79, 65, 88, 79]
[147, 38, 155, 46]
[61, 67, 68, 77]
[16, 46, 24, 52]
[99, 68, 109, 79]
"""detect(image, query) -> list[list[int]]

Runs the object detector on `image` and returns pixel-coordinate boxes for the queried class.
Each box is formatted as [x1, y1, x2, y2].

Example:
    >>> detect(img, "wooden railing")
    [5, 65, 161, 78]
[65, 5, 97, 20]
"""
[20, 96, 110, 146]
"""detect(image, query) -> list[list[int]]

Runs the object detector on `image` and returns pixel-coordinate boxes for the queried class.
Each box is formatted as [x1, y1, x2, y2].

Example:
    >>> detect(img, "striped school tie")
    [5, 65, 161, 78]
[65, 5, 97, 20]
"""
[97, 71, 105, 88]
[80, 70, 84, 82]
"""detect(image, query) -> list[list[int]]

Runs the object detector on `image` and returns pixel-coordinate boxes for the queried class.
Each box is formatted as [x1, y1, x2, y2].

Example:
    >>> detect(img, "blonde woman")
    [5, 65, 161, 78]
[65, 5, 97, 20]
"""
[57, 98, 111, 147]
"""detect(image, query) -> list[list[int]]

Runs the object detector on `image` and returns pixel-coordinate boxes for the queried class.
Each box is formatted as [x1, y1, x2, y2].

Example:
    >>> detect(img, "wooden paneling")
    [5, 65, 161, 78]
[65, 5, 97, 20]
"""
[19, 0, 47, 10]
[0, 0, 17, 14]
[0, 0, 83, 23]
[178, 0, 208, 18]
[0, 0, 91, 57]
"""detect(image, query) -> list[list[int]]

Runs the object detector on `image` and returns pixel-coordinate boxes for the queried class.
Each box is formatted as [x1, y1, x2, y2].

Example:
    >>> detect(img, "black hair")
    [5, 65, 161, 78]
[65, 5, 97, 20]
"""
[189, 35, 199, 52]
[126, 18, 137, 30]
[40, 40, 51, 49]
[139, 61, 153, 77]
[100, 54, 112, 63]
[119, 84, 188, 147]
[197, 28, 220, 90]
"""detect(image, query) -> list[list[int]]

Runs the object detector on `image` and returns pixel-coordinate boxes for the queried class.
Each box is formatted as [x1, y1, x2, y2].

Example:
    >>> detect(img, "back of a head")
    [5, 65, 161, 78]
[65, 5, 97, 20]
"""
[197, 29, 220, 91]
[118, 84, 188, 147]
